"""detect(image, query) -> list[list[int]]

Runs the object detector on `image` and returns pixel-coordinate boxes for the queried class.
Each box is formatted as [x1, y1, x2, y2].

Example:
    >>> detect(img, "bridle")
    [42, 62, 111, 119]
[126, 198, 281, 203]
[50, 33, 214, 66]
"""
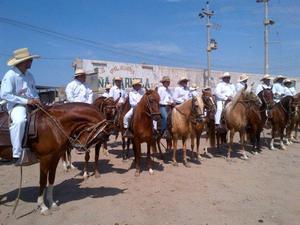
[99, 98, 118, 122]
[145, 94, 161, 120]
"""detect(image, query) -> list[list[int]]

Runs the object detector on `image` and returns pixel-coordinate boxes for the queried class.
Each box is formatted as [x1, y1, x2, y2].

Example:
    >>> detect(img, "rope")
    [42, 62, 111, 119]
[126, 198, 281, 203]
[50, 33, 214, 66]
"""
[11, 165, 22, 216]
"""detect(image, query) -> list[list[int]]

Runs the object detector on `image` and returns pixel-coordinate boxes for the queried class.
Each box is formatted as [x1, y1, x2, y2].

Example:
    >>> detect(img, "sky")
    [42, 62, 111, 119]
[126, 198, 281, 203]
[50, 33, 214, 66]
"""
[0, 0, 299, 87]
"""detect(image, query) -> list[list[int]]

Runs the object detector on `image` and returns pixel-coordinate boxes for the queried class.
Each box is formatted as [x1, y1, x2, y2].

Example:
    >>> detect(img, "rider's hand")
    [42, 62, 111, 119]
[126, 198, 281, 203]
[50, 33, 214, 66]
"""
[27, 98, 42, 106]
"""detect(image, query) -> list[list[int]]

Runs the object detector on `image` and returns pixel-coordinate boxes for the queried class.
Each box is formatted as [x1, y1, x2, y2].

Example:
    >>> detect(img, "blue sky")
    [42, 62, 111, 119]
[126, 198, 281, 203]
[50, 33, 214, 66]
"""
[0, 0, 299, 87]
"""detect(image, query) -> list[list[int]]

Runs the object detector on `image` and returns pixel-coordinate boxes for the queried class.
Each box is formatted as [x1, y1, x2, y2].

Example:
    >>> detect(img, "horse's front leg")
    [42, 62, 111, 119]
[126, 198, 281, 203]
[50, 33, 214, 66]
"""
[147, 143, 154, 175]
[240, 130, 248, 160]
[270, 127, 275, 150]
[102, 141, 109, 156]
[156, 138, 164, 160]
[38, 158, 50, 215]
[83, 152, 90, 179]
[47, 155, 61, 211]
[190, 136, 195, 159]
[280, 128, 286, 150]
[94, 143, 101, 178]
[227, 129, 234, 159]
[172, 138, 178, 166]
[67, 149, 76, 169]
[182, 137, 191, 168]
[133, 139, 141, 176]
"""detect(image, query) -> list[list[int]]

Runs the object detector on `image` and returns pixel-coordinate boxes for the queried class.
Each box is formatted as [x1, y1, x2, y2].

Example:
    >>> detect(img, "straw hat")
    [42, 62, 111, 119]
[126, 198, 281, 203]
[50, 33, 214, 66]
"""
[260, 74, 272, 81]
[74, 68, 86, 77]
[202, 85, 211, 91]
[177, 76, 190, 84]
[114, 76, 122, 81]
[273, 75, 286, 82]
[190, 83, 198, 91]
[238, 74, 249, 82]
[7, 48, 40, 66]
[105, 84, 112, 89]
[160, 76, 170, 83]
[220, 72, 231, 79]
[283, 78, 292, 84]
[132, 79, 142, 86]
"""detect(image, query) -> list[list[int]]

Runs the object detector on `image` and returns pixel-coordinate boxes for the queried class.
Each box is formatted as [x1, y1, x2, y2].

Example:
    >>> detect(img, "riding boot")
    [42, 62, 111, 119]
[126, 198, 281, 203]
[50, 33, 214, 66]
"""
[123, 129, 134, 138]
[14, 148, 38, 166]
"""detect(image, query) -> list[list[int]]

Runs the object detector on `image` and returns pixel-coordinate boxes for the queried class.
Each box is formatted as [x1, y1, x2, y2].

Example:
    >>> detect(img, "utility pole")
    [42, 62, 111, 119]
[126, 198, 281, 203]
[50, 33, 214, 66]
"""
[256, 0, 275, 75]
[199, 1, 217, 87]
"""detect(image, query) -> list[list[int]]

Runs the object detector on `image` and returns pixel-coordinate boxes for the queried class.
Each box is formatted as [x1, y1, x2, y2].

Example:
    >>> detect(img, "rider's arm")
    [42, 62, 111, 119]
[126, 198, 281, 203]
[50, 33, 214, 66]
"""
[65, 82, 75, 102]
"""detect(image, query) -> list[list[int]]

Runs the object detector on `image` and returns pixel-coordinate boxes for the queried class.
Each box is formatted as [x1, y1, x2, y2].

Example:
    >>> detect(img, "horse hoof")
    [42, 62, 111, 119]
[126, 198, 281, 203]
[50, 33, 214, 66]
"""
[281, 146, 286, 150]
[148, 168, 154, 175]
[135, 171, 140, 177]
[40, 208, 51, 216]
[240, 156, 249, 160]
[70, 165, 77, 170]
[205, 153, 213, 158]
[253, 151, 258, 155]
[50, 203, 60, 211]
[172, 162, 179, 167]
[184, 162, 191, 168]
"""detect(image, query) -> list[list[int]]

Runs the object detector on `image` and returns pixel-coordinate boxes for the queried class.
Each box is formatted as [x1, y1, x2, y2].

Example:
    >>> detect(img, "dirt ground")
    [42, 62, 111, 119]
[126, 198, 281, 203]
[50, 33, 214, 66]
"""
[1, 131, 300, 225]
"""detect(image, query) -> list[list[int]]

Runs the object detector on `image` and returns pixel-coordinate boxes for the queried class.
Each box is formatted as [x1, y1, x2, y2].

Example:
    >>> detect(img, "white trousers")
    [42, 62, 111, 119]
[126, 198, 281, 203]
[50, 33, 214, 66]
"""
[123, 108, 133, 129]
[9, 105, 27, 158]
[215, 100, 224, 125]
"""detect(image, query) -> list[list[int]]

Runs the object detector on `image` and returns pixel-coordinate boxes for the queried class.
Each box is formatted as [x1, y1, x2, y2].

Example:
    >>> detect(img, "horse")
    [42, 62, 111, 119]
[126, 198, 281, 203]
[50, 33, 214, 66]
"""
[0, 103, 113, 215]
[269, 95, 296, 150]
[166, 96, 205, 167]
[224, 88, 262, 159]
[285, 92, 300, 142]
[131, 89, 162, 176]
[257, 88, 275, 128]
[190, 90, 216, 160]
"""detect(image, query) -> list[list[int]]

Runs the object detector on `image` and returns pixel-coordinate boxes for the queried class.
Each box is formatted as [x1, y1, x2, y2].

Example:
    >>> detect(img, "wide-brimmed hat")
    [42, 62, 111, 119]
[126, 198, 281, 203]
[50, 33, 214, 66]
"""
[202, 85, 211, 91]
[7, 48, 40, 66]
[273, 75, 286, 82]
[189, 83, 198, 91]
[105, 84, 112, 89]
[283, 78, 292, 84]
[114, 76, 122, 81]
[238, 74, 249, 82]
[177, 76, 190, 84]
[220, 72, 231, 79]
[160, 76, 170, 83]
[132, 79, 142, 86]
[74, 68, 86, 77]
[260, 74, 272, 81]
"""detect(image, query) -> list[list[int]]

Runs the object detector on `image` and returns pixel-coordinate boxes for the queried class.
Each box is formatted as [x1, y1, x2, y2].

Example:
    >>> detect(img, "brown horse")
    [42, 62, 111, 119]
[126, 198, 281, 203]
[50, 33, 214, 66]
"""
[257, 88, 275, 128]
[224, 88, 261, 159]
[0, 103, 113, 214]
[269, 95, 296, 150]
[286, 92, 300, 142]
[131, 89, 161, 176]
[190, 90, 216, 160]
[167, 96, 205, 167]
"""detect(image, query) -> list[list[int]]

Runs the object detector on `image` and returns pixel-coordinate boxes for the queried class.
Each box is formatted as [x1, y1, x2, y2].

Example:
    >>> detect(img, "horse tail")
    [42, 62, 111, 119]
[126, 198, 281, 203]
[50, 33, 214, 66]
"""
[207, 119, 216, 147]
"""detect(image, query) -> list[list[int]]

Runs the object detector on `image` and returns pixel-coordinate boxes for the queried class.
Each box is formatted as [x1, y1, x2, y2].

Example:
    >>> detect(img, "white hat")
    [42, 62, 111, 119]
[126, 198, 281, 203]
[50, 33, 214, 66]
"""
[260, 74, 272, 81]
[273, 75, 286, 82]
[160, 76, 170, 83]
[202, 85, 211, 91]
[189, 83, 198, 91]
[177, 76, 190, 84]
[74, 68, 86, 77]
[132, 79, 142, 86]
[283, 78, 292, 84]
[238, 74, 249, 82]
[114, 76, 122, 81]
[105, 84, 112, 89]
[7, 48, 40, 66]
[220, 72, 231, 79]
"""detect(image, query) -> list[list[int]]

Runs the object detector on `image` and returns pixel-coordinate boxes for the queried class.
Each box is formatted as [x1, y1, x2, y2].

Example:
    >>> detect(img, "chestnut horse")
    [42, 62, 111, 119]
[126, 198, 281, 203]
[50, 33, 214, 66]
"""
[167, 96, 205, 167]
[190, 90, 216, 160]
[269, 95, 296, 150]
[131, 89, 161, 176]
[0, 103, 113, 214]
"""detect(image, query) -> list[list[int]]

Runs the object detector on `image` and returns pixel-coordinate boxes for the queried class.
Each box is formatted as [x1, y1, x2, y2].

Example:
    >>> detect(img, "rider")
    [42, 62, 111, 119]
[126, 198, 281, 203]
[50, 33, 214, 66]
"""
[173, 76, 191, 104]
[283, 78, 297, 97]
[123, 79, 144, 138]
[158, 76, 174, 138]
[255, 74, 272, 95]
[65, 69, 93, 104]
[214, 72, 236, 128]
[109, 76, 126, 107]
[189, 83, 199, 97]
[235, 74, 249, 92]
[272, 75, 286, 103]
[102, 84, 112, 98]
[0, 48, 41, 165]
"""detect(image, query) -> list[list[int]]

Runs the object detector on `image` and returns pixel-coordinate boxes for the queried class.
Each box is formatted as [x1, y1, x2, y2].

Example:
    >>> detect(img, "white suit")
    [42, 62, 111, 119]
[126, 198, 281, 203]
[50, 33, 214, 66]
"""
[123, 89, 144, 128]
[236, 82, 246, 92]
[272, 83, 285, 103]
[255, 83, 272, 95]
[65, 79, 93, 104]
[0, 67, 39, 158]
[173, 86, 190, 104]
[214, 81, 236, 125]
[284, 87, 296, 97]
[108, 85, 126, 104]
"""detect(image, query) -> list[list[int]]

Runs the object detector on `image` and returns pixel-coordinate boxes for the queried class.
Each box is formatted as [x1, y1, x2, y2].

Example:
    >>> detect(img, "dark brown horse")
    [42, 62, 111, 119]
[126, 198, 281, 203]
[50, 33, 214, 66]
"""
[131, 89, 161, 176]
[269, 95, 296, 150]
[257, 88, 275, 128]
[0, 103, 113, 215]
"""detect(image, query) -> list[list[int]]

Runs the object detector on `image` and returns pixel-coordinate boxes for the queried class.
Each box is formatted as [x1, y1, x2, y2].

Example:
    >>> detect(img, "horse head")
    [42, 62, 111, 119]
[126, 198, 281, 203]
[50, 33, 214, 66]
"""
[191, 96, 205, 122]
[201, 89, 216, 113]
[144, 89, 161, 122]
[94, 96, 117, 122]
[258, 88, 274, 110]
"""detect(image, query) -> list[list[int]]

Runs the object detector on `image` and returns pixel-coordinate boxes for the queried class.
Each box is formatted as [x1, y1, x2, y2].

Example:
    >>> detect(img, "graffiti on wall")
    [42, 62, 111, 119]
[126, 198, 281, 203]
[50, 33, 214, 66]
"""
[98, 76, 151, 89]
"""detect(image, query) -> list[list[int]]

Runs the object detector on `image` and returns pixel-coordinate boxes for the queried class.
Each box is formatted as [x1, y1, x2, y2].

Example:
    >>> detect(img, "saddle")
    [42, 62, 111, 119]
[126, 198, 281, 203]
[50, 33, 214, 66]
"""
[0, 109, 38, 148]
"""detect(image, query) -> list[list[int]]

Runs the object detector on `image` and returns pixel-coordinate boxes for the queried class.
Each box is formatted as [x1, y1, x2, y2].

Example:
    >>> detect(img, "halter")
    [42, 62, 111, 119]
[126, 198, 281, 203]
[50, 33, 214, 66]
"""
[175, 97, 205, 124]
[145, 94, 161, 120]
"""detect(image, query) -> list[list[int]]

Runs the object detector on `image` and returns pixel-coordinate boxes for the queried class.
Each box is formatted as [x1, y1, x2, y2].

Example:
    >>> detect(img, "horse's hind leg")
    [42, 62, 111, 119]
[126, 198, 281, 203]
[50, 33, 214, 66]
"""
[38, 158, 50, 215]
[156, 138, 164, 160]
[227, 130, 234, 159]
[94, 143, 101, 178]
[83, 152, 90, 179]
[67, 149, 76, 169]
[172, 139, 178, 166]
[47, 155, 61, 210]
[61, 152, 68, 171]
[182, 138, 191, 168]
[102, 141, 109, 156]
[240, 131, 248, 160]
[280, 129, 286, 150]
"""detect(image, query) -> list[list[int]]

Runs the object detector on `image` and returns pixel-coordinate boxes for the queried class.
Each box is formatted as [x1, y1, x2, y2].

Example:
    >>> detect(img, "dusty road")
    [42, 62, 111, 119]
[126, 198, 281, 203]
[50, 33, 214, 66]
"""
[1, 133, 300, 225]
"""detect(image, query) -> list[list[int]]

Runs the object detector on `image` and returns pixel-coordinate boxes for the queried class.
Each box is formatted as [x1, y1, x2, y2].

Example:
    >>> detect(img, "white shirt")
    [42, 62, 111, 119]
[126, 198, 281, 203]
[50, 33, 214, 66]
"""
[272, 82, 285, 102]
[173, 86, 190, 104]
[65, 79, 93, 104]
[0, 67, 39, 111]
[158, 86, 173, 105]
[255, 83, 272, 95]
[108, 85, 126, 103]
[236, 82, 246, 92]
[102, 91, 110, 98]
[284, 87, 296, 96]
[215, 81, 236, 101]
[190, 90, 199, 97]
[129, 89, 144, 108]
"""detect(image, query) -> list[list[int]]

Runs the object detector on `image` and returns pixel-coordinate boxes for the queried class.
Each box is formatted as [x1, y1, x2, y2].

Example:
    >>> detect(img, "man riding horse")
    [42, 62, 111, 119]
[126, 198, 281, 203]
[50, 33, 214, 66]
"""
[272, 75, 286, 103]
[255, 74, 272, 95]
[0, 48, 41, 166]
[235, 74, 249, 92]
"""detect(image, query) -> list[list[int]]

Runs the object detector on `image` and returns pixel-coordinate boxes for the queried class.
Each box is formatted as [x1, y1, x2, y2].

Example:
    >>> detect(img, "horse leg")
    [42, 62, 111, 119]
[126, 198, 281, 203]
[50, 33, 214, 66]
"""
[132, 140, 141, 176]
[47, 155, 61, 210]
[270, 127, 275, 150]
[182, 138, 191, 168]
[156, 138, 164, 160]
[172, 139, 178, 166]
[94, 143, 101, 178]
[240, 131, 248, 160]
[83, 152, 90, 179]
[67, 149, 76, 169]
[61, 152, 68, 172]
[147, 143, 154, 175]
[38, 158, 50, 215]
[280, 129, 286, 150]
[102, 141, 109, 156]
[122, 136, 128, 160]
[190, 136, 195, 160]
[227, 130, 234, 160]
